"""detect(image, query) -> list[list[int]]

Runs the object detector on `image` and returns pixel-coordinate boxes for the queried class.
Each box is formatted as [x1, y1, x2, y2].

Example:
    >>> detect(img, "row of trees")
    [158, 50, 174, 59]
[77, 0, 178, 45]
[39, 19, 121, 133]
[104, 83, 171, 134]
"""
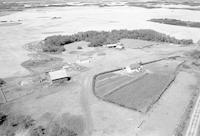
[42, 29, 193, 53]
[149, 18, 200, 28]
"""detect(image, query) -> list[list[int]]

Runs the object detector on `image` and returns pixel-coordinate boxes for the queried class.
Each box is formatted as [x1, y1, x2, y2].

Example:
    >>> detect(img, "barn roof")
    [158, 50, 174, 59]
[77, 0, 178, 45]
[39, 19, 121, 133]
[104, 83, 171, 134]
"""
[48, 69, 70, 81]
[106, 44, 117, 47]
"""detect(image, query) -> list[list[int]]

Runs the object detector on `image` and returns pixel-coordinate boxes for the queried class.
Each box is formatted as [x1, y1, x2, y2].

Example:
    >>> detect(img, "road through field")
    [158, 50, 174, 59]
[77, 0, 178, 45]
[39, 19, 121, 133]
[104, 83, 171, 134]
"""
[80, 74, 94, 136]
[185, 92, 200, 136]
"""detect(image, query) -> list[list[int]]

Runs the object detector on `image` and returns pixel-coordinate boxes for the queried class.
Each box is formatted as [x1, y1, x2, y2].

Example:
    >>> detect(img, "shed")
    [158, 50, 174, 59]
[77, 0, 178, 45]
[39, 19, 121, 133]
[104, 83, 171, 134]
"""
[106, 44, 117, 48]
[62, 65, 70, 69]
[105, 43, 124, 49]
[76, 58, 91, 64]
[48, 69, 71, 83]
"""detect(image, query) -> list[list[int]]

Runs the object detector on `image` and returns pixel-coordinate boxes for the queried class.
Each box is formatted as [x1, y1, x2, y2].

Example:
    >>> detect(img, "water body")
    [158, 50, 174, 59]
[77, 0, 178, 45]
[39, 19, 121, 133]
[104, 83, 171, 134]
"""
[0, 5, 200, 77]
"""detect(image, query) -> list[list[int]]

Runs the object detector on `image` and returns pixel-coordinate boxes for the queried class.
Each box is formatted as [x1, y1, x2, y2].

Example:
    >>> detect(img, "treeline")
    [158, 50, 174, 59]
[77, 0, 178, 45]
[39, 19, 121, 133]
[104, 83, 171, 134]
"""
[43, 29, 193, 53]
[149, 18, 200, 28]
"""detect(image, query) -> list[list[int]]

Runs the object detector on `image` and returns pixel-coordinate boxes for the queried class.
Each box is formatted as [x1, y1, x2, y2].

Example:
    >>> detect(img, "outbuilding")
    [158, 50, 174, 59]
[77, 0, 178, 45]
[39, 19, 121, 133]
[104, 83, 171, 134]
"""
[105, 42, 124, 49]
[76, 58, 91, 64]
[106, 44, 117, 48]
[48, 69, 71, 84]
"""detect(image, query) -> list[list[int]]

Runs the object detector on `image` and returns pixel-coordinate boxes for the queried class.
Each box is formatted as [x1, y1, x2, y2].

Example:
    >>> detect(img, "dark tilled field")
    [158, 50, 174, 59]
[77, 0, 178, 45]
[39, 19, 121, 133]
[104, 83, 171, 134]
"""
[104, 73, 175, 113]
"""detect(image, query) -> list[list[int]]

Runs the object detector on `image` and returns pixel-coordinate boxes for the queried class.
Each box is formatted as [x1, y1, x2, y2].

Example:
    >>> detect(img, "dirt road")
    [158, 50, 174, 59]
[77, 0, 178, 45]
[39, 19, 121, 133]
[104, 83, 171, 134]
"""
[80, 73, 94, 136]
[185, 92, 200, 136]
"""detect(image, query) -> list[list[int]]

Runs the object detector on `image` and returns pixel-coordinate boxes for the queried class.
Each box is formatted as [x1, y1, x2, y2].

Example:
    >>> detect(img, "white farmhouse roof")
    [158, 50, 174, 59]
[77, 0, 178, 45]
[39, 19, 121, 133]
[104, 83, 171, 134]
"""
[76, 58, 91, 64]
[62, 65, 70, 69]
[49, 69, 70, 81]
[116, 45, 124, 49]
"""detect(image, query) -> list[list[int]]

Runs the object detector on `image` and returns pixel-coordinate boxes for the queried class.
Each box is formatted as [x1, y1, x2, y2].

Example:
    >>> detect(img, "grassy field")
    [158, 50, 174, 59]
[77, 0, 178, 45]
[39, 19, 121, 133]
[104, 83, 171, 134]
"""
[95, 75, 132, 97]
[120, 39, 157, 49]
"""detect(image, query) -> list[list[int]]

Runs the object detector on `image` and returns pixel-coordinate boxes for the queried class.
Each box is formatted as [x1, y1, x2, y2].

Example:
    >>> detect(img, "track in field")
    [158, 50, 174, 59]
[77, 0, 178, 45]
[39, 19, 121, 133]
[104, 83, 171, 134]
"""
[186, 93, 200, 136]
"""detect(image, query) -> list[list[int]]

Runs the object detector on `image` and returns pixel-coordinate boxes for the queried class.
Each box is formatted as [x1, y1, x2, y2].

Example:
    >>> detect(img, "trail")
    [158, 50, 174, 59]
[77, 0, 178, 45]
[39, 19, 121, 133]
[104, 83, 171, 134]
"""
[185, 92, 200, 136]
[80, 74, 94, 136]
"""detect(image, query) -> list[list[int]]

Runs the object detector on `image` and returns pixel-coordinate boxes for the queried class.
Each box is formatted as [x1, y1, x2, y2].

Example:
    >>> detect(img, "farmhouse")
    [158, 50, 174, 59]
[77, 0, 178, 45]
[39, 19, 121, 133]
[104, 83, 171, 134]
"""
[62, 65, 70, 69]
[125, 63, 143, 73]
[48, 69, 71, 84]
[116, 44, 124, 50]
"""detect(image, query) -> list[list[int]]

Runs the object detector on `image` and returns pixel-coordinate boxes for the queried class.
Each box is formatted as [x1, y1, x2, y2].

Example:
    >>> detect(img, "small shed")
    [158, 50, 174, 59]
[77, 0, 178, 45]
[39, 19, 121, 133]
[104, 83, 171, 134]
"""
[48, 69, 71, 83]
[106, 44, 117, 48]
[105, 43, 124, 49]
[62, 65, 70, 69]
[76, 58, 91, 64]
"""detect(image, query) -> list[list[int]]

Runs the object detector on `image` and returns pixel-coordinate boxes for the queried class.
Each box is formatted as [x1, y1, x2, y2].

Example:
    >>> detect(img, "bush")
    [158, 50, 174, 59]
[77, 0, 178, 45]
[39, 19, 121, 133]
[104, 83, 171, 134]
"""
[0, 113, 7, 125]
[188, 50, 200, 59]
[49, 123, 77, 136]
[30, 122, 78, 136]
[0, 78, 6, 87]
[30, 126, 47, 136]
[0, 114, 35, 136]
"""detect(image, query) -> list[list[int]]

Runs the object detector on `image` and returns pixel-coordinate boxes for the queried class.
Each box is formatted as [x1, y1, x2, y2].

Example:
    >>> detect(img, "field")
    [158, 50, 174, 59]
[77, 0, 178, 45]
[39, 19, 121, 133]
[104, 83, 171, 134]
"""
[120, 39, 157, 49]
[149, 18, 200, 28]
[94, 60, 182, 113]
[104, 73, 174, 113]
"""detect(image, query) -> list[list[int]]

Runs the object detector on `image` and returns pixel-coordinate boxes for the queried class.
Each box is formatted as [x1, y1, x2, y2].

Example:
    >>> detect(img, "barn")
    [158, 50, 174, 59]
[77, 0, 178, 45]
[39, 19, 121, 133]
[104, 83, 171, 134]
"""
[48, 69, 71, 84]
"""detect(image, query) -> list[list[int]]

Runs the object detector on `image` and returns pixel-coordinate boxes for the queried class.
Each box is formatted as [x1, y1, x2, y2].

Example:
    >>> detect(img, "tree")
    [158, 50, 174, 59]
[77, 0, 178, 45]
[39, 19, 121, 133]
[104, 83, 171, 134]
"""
[0, 78, 6, 87]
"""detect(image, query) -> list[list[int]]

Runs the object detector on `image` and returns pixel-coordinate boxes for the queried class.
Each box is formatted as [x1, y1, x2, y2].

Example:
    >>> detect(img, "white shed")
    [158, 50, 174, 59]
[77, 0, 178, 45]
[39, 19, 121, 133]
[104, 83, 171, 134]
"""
[76, 58, 91, 64]
[106, 44, 117, 48]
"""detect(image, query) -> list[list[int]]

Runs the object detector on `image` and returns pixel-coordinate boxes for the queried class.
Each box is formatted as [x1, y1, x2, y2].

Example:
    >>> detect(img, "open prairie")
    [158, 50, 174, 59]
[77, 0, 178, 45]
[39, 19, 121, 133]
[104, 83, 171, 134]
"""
[0, 3, 200, 78]
[0, 2, 200, 136]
